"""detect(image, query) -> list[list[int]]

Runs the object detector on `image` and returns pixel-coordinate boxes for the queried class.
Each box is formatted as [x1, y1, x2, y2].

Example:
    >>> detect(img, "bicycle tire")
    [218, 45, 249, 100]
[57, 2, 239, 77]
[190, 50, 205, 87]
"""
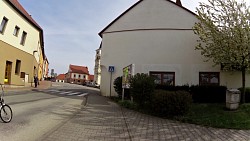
[0, 104, 12, 123]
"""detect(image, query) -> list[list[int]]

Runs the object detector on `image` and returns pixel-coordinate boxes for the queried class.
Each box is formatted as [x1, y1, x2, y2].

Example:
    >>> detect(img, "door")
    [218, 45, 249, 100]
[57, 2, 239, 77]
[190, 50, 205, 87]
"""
[5, 61, 12, 84]
[25, 74, 29, 86]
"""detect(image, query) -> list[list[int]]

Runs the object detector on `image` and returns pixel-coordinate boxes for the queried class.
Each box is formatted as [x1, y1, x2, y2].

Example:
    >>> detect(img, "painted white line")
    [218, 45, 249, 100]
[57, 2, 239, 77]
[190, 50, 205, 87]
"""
[48, 90, 61, 93]
[67, 92, 81, 96]
[77, 93, 88, 97]
[58, 91, 73, 95]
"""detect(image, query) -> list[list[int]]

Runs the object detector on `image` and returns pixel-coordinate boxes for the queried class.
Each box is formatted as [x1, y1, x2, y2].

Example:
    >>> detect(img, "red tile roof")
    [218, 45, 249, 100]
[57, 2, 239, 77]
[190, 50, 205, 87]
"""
[7, 0, 42, 30]
[89, 75, 94, 81]
[56, 74, 65, 80]
[69, 65, 89, 75]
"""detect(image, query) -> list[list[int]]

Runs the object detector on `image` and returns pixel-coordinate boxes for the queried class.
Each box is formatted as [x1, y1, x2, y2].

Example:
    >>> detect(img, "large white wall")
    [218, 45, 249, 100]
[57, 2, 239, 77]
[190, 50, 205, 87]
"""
[0, 0, 41, 62]
[100, 0, 250, 96]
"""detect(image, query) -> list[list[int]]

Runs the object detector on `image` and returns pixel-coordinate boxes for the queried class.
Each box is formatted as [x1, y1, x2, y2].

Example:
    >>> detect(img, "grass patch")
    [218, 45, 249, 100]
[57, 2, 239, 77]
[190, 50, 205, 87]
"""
[177, 103, 250, 129]
[112, 97, 250, 129]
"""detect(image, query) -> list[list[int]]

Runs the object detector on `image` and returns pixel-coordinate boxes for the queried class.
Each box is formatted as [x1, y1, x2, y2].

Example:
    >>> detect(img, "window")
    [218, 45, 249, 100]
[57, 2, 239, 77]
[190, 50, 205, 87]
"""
[13, 26, 20, 36]
[79, 75, 81, 78]
[150, 72, 175, 86]
[15, 60, 21, 74]
[20, 31, 27, 45]
[199, 72, 220, 85]
[0, 17, 8, 34]
[74, 74, 76, 78]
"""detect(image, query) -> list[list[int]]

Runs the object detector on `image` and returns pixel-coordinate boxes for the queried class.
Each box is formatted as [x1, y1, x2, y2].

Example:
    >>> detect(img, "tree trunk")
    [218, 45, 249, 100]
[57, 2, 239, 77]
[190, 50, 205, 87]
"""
[241, 68, 246, 103]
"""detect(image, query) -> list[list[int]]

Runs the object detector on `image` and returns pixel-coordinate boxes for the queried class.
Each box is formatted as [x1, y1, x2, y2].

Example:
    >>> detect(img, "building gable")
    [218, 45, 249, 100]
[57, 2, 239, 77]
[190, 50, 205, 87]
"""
[99, 0, 197, 37]
[69, 64, 89, 75]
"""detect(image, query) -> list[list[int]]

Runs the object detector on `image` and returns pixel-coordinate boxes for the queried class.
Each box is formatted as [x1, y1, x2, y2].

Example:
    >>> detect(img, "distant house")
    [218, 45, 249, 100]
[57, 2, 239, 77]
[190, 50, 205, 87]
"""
[56, 74, 65, 83]
[98, 0, 250, 96]
[65, 64, 89, 84]
[89, 75, 94, 82]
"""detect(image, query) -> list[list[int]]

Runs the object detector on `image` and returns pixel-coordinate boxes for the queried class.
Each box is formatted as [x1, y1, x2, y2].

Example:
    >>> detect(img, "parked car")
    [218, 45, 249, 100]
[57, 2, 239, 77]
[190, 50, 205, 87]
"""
[86, 81, 100, 88]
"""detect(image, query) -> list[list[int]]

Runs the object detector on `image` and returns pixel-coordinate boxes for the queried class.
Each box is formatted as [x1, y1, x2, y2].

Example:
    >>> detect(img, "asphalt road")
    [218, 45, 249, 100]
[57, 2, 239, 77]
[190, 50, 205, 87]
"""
[0, 83, 98, 141]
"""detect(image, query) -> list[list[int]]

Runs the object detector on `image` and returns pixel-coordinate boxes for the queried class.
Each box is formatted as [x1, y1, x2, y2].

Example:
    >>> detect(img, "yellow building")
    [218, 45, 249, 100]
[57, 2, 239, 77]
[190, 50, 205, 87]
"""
[0, 0, 45, 87]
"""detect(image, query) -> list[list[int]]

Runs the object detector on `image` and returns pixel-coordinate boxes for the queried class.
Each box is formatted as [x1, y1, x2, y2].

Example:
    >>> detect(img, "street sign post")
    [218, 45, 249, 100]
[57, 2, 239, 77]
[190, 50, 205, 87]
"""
[108, 66, 115, 72]
[108, 66, 115, 97]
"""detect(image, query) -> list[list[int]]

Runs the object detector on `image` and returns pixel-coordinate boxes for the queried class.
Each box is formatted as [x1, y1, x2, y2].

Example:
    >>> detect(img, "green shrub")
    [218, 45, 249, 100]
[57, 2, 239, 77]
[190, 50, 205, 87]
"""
[130, 73, 155, 108]
[151, 90, 192, 117]
[118, 100, 137, 109]
[238, 88, 250, 103]
[155, 85, 189, 91]
[109, 96, 120, 103]
[113, 76, 130, 99]
[190, 85, 227, 103]
[113, 76, 122, 96]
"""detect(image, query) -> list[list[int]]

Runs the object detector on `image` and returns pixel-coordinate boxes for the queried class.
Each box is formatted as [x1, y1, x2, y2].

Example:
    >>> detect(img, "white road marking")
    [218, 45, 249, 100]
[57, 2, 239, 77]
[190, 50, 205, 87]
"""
[67, 92, 81, 96]
[77, 93, 88, 97]
[58, 91, 73, 95]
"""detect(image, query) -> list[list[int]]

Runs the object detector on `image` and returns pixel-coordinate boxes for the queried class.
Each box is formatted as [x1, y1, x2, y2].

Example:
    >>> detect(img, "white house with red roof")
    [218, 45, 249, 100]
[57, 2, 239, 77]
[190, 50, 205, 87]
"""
[99, 0, 250, 96]
[65, 64, 89, 84]
[56, 74, 65, 83]
[0, 0, 47, 87]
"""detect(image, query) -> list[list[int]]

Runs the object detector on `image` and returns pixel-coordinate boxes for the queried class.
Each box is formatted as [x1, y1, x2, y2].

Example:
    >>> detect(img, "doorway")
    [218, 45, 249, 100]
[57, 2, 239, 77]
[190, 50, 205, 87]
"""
[5, 61, 12, 84]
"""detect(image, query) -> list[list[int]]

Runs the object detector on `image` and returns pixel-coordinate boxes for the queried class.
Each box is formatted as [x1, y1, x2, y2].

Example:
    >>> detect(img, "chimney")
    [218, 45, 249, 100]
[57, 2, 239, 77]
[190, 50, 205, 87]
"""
[176, 0, 182, 6]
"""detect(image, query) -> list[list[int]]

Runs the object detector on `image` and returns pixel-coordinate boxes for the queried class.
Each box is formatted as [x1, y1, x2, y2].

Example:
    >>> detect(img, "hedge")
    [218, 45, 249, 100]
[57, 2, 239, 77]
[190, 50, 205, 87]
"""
[155, 85, 227, 103]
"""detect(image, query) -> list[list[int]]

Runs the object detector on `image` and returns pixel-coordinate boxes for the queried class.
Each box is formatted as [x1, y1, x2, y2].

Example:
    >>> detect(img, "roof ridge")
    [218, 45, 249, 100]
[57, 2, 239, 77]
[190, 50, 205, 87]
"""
[8, 0, 42, 30]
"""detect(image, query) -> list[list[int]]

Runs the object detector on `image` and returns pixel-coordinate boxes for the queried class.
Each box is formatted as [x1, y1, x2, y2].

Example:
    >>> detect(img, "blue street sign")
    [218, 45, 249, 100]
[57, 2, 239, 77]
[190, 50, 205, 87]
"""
[108, 66, 115, 72]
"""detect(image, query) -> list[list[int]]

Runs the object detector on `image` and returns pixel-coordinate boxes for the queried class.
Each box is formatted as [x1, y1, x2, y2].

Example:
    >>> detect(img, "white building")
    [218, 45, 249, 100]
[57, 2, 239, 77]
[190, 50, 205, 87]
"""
[65, 64, 89, 85]
[99, 0, 250, 96]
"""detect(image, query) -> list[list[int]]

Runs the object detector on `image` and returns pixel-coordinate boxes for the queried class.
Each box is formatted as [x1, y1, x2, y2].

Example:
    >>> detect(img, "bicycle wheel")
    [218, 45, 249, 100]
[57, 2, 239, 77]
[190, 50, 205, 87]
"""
[0, 104, 12, 123]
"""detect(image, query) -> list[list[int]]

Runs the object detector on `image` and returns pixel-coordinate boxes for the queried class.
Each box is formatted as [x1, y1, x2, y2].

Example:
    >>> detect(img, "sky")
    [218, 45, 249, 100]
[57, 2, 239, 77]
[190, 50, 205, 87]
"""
[17, 0, 207, 75]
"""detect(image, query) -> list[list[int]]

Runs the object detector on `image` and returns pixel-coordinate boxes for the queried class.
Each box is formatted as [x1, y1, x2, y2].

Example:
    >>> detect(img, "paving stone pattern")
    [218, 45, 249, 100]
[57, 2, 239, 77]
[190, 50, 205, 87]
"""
[43, 93, 250, 141]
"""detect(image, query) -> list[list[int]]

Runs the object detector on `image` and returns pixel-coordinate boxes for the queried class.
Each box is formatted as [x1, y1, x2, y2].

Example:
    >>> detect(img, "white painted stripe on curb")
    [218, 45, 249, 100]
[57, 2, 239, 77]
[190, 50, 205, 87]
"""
[67, 92, 81, 96]
[77, 93, 88, 97]
[58, 91, 73, 95]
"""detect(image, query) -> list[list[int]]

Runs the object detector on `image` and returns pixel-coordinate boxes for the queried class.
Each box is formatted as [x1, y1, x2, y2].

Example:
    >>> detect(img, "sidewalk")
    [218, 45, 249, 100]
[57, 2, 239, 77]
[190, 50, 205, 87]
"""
[4, 81, 52, 91]
[42, 93, 250, 141]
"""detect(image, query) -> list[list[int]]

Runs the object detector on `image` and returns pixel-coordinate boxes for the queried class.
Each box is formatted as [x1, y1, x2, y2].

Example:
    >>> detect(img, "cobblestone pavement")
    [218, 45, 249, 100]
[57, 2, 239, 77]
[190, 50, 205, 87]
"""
[42, 93, 250, 141]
